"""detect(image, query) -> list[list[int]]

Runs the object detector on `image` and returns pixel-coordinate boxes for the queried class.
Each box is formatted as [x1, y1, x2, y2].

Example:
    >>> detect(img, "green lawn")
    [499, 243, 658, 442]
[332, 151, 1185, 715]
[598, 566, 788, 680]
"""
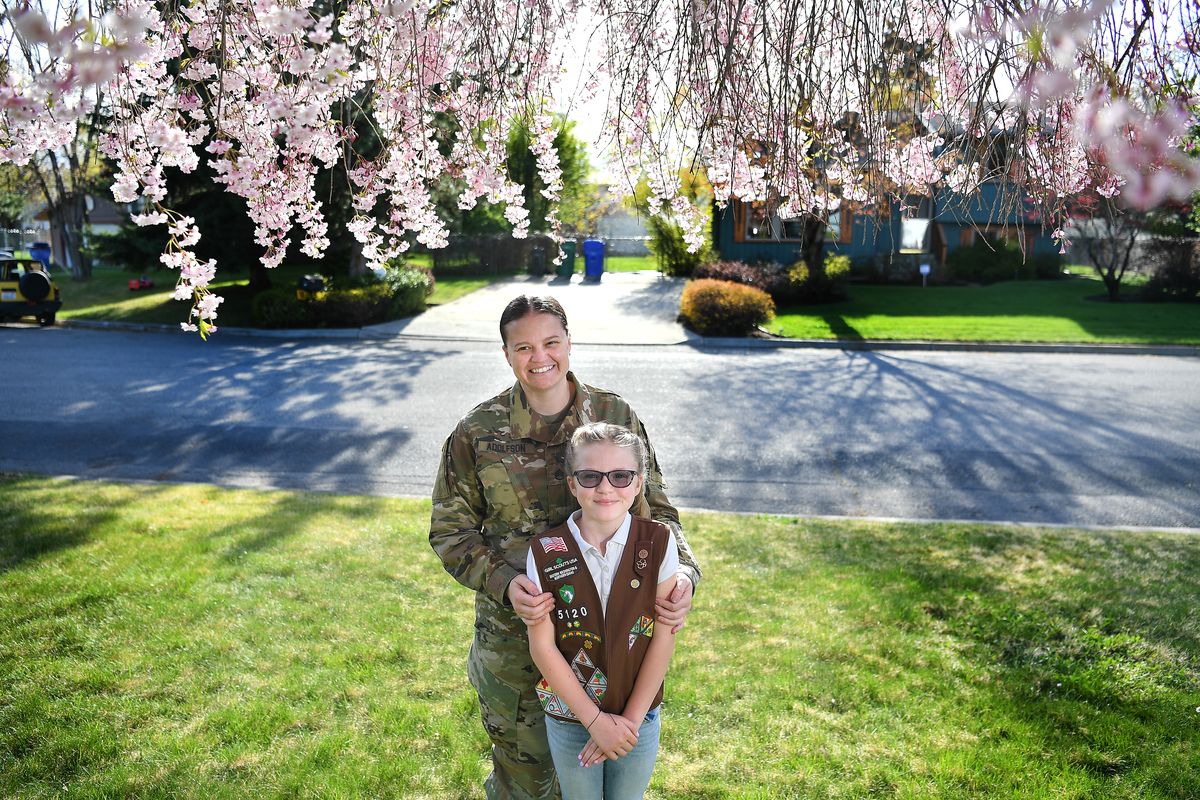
[603, 254, 659, 272]
[56, 262, 491, 326]
[58, 265, 314, 327]
[3, 478, 1197, 798]
[772, 275, 1200, 344]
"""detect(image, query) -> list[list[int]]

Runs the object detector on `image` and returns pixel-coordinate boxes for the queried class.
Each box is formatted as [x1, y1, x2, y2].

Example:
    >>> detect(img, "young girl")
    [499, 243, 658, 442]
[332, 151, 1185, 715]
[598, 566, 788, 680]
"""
[524, 422, 680, 799]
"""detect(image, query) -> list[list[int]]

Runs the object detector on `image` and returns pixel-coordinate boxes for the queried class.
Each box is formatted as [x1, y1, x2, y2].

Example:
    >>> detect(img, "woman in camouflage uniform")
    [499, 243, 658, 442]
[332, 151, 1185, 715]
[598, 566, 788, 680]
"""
[430, 295, 701, 800]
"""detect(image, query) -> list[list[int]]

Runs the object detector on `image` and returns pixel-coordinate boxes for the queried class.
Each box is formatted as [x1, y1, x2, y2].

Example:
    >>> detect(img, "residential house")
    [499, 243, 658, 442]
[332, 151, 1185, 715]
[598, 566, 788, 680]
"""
[713, 181, 1060, 279]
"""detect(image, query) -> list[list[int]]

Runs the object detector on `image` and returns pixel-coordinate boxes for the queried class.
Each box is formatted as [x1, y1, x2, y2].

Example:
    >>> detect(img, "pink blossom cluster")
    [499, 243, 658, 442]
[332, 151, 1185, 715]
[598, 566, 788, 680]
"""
[594, 0, 1200, 257]
[5, 0, 576, 333]
[0, 3, 152, 164]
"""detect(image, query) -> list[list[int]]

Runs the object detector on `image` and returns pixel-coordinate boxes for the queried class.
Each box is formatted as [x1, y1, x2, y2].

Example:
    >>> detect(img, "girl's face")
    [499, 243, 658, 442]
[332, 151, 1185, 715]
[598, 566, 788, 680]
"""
[568, 442, 644, 527]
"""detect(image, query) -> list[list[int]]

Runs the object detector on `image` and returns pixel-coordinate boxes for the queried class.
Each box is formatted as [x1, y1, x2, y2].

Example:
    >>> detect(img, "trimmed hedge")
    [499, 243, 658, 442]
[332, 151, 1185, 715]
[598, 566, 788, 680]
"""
[251, 265, 433, 328]
[946, 241, 1064, 284]
[679, 278, 775, 336]
[947, 241, 1032, 283]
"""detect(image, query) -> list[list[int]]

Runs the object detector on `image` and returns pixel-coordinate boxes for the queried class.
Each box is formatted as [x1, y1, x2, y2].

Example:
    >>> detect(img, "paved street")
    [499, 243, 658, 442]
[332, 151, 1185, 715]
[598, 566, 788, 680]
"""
[4, 326, 1199, 528]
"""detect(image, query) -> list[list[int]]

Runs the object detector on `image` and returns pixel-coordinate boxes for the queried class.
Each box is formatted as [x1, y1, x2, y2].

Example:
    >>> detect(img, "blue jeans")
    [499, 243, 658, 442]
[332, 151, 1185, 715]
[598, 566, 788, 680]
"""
[545, 709, 661, 800]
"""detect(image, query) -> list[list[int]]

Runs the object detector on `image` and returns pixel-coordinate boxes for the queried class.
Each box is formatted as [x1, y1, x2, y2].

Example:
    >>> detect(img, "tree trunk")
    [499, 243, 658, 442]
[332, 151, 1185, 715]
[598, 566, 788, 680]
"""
[248, 261, 272, 293]
[800, 216, 826, 273]
[347, 237, 367, 278]
[51, 194, 91, 280]
[1103, 272, 1121, 301]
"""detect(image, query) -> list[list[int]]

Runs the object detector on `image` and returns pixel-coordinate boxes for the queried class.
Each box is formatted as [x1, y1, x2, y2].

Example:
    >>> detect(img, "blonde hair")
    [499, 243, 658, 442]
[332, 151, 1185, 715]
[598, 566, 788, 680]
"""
[566, 422, 648, 475]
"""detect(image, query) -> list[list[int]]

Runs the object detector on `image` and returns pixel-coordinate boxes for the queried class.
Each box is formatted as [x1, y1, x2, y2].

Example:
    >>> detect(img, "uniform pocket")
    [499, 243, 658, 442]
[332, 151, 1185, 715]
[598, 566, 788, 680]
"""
[468, 647, 521, 746]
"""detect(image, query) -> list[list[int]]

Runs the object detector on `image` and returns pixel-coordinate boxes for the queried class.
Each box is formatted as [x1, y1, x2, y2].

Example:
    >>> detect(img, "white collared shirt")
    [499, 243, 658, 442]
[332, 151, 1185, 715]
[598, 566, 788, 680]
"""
[527, 512, 679, 614]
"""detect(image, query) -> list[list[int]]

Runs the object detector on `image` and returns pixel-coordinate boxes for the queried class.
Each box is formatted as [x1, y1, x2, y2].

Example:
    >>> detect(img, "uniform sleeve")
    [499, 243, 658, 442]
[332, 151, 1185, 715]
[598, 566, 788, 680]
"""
[657, 531, 680, 585]
[626, 406, 703, 590]
[525, 547, 543, 594]
[429, 424, 521, 605]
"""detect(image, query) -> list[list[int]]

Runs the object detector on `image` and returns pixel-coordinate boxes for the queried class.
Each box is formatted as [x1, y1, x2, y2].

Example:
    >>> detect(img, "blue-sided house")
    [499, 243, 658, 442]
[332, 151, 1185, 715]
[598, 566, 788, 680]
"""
[712, 182, 1060, 278]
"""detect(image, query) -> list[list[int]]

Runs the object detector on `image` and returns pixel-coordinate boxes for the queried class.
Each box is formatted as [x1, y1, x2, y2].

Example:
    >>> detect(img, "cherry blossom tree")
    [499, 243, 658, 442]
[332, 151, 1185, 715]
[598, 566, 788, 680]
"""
[1, 0, 1197, 335]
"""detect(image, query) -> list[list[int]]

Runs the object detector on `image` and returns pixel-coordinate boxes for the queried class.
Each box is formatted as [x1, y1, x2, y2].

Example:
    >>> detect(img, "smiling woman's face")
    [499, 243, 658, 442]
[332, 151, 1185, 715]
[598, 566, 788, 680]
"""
[502, 312, 571, 396]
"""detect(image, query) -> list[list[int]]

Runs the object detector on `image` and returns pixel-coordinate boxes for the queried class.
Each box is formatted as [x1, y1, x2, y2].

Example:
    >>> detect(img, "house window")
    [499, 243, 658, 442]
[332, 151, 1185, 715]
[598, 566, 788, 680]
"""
[824, 209, 840, 241]
[745, 204, 775, 240]
[740, 200, 847, 243]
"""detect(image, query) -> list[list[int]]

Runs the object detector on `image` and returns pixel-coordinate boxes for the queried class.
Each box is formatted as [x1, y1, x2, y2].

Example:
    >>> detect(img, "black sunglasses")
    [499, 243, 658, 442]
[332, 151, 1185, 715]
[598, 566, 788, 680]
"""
[571, 469, 638, 489]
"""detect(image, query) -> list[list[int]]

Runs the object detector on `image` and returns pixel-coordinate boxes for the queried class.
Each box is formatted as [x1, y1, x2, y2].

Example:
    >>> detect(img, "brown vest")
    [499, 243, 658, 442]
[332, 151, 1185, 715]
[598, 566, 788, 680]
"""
[530, 515, 670, 724]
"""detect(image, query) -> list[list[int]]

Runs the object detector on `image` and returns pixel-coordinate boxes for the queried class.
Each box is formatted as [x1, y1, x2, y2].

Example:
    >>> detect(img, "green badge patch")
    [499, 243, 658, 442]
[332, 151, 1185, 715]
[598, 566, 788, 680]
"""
[559, 584, 575, 604]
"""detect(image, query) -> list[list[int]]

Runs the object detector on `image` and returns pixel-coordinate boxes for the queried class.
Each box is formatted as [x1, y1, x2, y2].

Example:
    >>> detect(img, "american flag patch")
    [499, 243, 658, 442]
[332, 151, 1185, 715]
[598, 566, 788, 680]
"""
[540, 536, 569, 553]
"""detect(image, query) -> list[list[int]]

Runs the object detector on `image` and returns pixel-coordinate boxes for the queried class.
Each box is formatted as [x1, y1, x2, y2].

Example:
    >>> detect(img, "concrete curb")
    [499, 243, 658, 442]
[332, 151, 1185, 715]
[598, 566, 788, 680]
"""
[676, 505, 1200, 536]
[59, 317, 1200, 357]
[688, 335, 1200, 357]
[62, 317, 368, 341]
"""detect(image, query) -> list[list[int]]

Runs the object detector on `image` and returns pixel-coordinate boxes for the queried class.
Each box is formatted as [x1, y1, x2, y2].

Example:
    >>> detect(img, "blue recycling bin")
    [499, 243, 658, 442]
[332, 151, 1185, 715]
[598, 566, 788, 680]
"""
[29, 241, 52, 267]
[582, 239, 605, 282]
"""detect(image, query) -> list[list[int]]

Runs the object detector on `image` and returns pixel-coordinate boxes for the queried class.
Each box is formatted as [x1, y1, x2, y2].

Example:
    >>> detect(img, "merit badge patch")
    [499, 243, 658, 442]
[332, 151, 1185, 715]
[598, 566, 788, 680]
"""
[536, 678, 577, 719]
[571, 647, 599, 682]
[540, 536, 569, 553]
[558, 584, 575, 604]
[585, 669, 608, 703]
[627, 615, 655, 650]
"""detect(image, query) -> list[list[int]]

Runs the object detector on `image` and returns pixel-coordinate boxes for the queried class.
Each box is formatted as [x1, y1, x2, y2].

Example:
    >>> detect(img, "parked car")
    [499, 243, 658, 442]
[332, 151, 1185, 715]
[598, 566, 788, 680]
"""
[0, 257, 63, 326]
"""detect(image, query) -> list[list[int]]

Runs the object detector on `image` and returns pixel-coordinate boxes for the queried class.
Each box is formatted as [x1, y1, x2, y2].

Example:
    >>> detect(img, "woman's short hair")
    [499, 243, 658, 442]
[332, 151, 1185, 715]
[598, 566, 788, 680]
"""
[499, 295, 569, 344]
[566, 422, 648, 476]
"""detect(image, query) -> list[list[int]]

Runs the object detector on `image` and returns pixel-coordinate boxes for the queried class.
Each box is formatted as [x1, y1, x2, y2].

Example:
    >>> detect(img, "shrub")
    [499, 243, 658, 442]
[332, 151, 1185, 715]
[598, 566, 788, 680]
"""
[679, 278, 774, 336]
[250, 265, 434, 328]
[313, 284, 397, 327]
[382, 263, 436, 316]
[781, 252, 851, 303]
[1142, 236, 1200, 302]
[693, 260, 790, 297]
[252, 288, 316, 328]
[694, 259, 759, 284]
[946, 240, 1035, 283]
[647, 216, 713, 277]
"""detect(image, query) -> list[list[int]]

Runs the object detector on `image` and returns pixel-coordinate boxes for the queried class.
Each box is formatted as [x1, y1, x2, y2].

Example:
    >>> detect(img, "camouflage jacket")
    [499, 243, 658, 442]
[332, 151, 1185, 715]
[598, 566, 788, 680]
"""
[430, 373, 701, 641]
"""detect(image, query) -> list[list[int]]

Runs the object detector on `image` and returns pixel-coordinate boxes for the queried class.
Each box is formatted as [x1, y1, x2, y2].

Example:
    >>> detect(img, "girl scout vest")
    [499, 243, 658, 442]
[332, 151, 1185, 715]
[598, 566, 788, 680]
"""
[530, 515, 670, 724]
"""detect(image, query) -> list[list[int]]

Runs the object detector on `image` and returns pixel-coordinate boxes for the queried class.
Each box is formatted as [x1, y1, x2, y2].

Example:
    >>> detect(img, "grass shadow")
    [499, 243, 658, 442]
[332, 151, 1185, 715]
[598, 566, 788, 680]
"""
[818, 312, 864, 341]
[0, 476, 129, 574]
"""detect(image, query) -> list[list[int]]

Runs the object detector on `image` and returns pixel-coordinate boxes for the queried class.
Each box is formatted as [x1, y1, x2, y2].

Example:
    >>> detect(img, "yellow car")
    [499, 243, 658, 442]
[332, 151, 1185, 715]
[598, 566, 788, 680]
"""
[0, 257, 63, 326]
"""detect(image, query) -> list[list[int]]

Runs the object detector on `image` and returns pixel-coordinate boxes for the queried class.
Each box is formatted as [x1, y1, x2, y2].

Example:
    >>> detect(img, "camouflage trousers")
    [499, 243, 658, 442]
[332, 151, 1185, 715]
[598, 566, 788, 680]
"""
[468, 635, 561, 800]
